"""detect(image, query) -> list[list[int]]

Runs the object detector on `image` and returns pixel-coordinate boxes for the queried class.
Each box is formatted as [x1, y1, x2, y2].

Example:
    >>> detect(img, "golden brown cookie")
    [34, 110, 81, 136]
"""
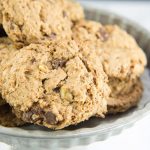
[1, 0, 73, 47]
[0, 37, 16, 95]
[108, 77, 138, 97]
[73, 20, 147, 113]
[0, 1, 2, 24]
[0, 37, 17, 106]
[0, 102, 25, 127]
[1, 39, 110, 129]
[61, 0, 84, 22]
[73, 20, 146, 79]
[0, 37, 25, 126]
[107, 79, 143, 114]
[1, 0, 84, 25]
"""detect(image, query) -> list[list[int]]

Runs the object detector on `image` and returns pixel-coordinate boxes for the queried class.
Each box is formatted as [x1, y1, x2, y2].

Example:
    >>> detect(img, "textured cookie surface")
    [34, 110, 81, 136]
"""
[0, 37, 15, 105]
[0, 0, 84, 24]
[0, 1, 2, 24]
[0, 37, 17, 102]
[108, 77, 138, 97]
[73, 20, 147, 79]
[107, 80, 143, 114]
[1, 0, 73, 46]
[0, 12, 2, 25]
[0, 103, 25, 127]
[2, 40, 110, 129]
[61, 0, 84, 21]
[73, 20, 146, 113]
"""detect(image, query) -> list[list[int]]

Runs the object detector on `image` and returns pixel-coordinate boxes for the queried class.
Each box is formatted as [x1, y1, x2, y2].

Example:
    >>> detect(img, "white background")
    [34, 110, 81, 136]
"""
[0, 1, 150, 150]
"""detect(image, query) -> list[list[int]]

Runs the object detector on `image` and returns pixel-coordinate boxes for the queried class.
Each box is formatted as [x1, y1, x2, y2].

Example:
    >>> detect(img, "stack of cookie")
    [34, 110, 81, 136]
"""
[0, 0, 147, 129]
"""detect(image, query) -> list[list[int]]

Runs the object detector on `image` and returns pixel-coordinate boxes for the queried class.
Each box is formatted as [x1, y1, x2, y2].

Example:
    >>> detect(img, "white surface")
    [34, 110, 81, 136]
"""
[0, 1, 150, 150]
[0, 143, 11, 150]
[68, 115, 150, 150]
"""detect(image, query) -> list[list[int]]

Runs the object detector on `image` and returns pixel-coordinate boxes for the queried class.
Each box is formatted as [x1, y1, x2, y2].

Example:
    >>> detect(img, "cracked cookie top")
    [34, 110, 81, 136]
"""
[2, 39, 110, 129]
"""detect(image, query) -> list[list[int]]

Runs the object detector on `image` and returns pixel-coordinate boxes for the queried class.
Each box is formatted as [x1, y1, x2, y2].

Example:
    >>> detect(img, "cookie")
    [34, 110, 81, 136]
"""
[61, 0, 84, 22]
[108, 77, 138, 97]
[0, 37, 16, 93]
[107, 79, 143, 114]
[0, 1, 2, 24]
[0, 37, 17, 107]
[1, 0, 73, 47]
[0, 37, 26, 126]
[73, 20, 147, 113]
[73, 20, 146, 79]
[1, 39, 110, 129]
[0, 101, 25, 127]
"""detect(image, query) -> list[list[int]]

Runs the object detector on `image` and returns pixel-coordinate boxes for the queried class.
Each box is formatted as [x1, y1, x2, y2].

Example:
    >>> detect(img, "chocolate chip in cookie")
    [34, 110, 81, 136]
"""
[52, 59, 67, 69]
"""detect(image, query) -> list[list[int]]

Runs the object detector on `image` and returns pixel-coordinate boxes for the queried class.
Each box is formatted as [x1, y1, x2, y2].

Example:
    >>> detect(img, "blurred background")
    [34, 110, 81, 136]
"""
[78, 0, 150, 31]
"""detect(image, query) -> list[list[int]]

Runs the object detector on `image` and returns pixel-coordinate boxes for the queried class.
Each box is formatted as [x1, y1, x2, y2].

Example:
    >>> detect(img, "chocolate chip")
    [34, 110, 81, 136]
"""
[23, 105, 57, 125]
[18, 24, 23, 32]
[98, 28, 109, 42]
[62, 11, 67, 18]
[49, 32, 56, 40]
[52, 59, 66, 69]
[44, 111, 57, 125]
[53, 87, 60, 93]
[23, 111, 33, 121]
[24, 70, 32, 75]
[42, 78, 47, 84]
[30, 58, 36, 63]
[32, 107, 44, 115]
